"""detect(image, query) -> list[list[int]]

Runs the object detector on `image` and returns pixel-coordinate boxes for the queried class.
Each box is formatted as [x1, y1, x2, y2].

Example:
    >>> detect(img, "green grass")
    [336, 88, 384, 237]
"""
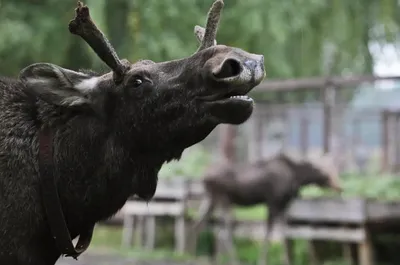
[90, 225, 123, 248]
[233, 206, 267, 220]
[89, 225, 353, 265]
[89, 226, 196, 261]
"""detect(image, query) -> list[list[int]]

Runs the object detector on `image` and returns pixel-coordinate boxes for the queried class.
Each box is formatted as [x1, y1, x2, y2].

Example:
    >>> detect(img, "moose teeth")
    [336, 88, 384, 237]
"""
[229, 95, 252, 101]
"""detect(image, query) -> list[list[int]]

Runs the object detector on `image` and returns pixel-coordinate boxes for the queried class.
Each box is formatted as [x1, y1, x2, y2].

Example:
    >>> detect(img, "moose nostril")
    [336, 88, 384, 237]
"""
[244, 59, 257, 70]
[213, 58, 242, 79]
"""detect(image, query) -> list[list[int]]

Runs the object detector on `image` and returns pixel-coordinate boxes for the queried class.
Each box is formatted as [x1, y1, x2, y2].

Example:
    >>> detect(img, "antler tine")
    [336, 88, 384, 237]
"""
[196, 0, 224, 52]
[194, 26, 217, 46]
[68, 1, 129, 83]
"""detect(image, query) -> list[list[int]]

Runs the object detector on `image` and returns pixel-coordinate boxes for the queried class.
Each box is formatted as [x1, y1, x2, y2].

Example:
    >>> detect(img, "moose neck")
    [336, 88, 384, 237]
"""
[33, 104, 153, 223]
[295, 163, 325, 187]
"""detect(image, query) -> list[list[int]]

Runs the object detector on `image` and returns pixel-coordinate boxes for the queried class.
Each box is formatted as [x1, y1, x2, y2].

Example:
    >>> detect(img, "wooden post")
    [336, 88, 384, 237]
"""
[322, 81, 336, 154]
[300, 114, 309, 156]
[351, 118, 359, 162]
[175, 180, 189, 254]
[135, 216, 145, 247]
[145, 216, 156, 250]
[358, 229, 374, 265]
[381, 110, 389, 173]
[281, 107, 288, 152]
[248, 109, 263, 162]
[395, 113, 400, 173]
[219, 124, 237, 163]
[121, 215, 135, 247]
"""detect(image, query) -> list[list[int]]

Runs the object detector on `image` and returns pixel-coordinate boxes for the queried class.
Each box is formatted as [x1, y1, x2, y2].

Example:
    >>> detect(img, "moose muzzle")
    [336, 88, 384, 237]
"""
[211, 50, 265, 87]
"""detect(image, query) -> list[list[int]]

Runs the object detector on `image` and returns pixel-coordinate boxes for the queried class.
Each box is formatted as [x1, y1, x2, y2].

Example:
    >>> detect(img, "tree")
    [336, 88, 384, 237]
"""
[0, 0, 399, 80]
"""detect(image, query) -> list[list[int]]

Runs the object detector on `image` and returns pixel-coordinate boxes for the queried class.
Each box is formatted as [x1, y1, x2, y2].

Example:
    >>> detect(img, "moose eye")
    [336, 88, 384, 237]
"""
[132, 78, 143, 87]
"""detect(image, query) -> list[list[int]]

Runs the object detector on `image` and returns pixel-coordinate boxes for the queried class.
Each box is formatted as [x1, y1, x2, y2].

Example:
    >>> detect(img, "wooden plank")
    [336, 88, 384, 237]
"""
[284, 225, 366, 242]
[287, 198, 366, 223]
[253, 75, 400, 92]
[152, 186, 186, 199]
[134, 179, 204, 200]
[367, 200, 400, 221]
[210, 219, 365, 243]
[122, 201, 184, 216]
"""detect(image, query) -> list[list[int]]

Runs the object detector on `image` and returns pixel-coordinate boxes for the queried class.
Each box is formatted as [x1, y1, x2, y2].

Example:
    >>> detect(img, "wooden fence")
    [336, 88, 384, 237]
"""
[381, 109, 400, 173]
[199, 74, 400, 173]
[112, 178, 400, 265]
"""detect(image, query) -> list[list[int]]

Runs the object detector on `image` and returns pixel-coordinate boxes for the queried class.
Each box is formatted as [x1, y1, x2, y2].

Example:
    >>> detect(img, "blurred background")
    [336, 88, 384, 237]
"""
[4, 0, 400, 265]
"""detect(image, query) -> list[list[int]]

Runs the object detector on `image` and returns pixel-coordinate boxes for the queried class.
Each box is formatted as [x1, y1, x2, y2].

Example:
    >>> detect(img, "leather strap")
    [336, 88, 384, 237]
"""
[39, 127, 94, 260]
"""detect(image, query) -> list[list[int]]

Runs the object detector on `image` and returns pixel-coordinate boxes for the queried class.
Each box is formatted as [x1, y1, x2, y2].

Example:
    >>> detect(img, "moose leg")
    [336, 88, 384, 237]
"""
[279, 212, 292, 265]
[220, 205, 239, 265]
[259, 207, 277, 265]
[189, 196, 215, 255]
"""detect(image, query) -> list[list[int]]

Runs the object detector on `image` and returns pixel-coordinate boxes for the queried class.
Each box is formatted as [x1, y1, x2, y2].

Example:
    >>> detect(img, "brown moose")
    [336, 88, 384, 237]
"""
[191, 152, 342, 265]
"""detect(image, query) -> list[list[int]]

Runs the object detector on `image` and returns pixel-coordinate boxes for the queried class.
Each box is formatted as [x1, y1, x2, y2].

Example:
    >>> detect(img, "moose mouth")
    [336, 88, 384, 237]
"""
[199, 85, 255, 103]
[210, 94, 254, 111]
[201, 88, 255, 125]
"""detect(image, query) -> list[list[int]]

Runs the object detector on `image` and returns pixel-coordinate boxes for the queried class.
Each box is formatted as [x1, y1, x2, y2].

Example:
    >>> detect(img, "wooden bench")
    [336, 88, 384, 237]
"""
[285, 197, 373, 265]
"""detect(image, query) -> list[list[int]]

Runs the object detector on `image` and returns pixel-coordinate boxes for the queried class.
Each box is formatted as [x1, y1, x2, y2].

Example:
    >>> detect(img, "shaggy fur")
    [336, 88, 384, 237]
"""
[0, 1, 265, 264]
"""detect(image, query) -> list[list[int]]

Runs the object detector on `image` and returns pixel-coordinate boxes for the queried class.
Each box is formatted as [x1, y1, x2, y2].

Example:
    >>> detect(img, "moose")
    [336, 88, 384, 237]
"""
[0, 1, 265, 264]
[191, 152, 342, 265]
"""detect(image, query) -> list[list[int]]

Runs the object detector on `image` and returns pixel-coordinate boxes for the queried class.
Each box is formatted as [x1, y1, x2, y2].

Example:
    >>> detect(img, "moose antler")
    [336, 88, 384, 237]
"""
[68, 1, 129, 83]
[195, 0, 224, 52]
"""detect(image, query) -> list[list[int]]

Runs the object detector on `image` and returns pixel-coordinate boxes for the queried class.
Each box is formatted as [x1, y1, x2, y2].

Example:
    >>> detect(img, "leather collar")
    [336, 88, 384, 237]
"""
[39, 127, 94, 260]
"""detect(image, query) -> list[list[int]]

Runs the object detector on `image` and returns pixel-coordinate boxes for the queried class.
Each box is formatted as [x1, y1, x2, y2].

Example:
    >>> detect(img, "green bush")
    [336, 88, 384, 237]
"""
[301, 173, 400, 200]
[158, 145, 211, 179]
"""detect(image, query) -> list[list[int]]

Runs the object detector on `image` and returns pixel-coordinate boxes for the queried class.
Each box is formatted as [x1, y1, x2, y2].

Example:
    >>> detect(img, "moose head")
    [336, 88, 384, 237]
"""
[20, 0, 264, 156]
[0, 1, 265, 262]
[18, 1, 265, 202]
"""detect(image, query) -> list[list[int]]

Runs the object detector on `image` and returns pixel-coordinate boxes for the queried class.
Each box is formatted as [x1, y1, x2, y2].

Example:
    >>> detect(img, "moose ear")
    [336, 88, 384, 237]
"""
[19, 63, 99, 108]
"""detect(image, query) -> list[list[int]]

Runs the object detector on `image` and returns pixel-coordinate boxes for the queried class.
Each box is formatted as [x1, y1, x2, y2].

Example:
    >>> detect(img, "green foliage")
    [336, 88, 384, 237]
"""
[301, 173, 400, 201]
[158, 145, 212, 179]
[1, 0, 399, 81]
